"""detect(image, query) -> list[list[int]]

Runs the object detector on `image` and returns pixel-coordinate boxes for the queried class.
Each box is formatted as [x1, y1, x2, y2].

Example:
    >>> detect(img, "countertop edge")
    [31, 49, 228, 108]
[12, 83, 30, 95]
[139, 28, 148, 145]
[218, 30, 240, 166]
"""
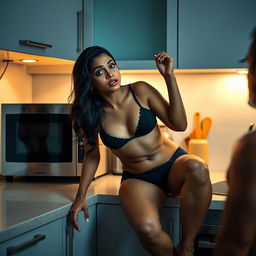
[0, 193, 226, 244]
[0, 194, 100, 243]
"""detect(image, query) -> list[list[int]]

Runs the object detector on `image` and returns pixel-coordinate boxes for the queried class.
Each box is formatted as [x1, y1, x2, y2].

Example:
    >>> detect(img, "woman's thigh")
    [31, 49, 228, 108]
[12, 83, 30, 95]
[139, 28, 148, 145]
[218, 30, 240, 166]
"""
[167, 154, 209, 195]
[119, 178, 167, 231]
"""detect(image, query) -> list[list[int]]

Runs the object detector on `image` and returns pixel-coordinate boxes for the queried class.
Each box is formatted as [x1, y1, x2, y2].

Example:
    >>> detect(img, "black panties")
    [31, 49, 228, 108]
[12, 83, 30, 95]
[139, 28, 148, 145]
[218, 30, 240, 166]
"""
[121, 147, 188, 193]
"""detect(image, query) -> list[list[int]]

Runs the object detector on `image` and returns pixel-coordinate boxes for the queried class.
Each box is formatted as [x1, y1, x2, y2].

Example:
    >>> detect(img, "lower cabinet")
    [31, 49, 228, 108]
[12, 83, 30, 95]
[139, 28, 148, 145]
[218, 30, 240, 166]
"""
[0, 202, 179, 256]
[160, 207, 180, 246]
[193, 210, 223, 256]
[0, 218, 64, 256]
[96, 204, 179, 256]
[193, 209, 256, 256]
[67, 205, 96, 256]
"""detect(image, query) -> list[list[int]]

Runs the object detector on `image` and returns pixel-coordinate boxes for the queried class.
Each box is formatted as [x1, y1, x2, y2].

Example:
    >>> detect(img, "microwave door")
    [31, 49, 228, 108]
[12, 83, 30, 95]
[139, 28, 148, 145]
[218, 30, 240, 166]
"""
[2, 104, 76, 177]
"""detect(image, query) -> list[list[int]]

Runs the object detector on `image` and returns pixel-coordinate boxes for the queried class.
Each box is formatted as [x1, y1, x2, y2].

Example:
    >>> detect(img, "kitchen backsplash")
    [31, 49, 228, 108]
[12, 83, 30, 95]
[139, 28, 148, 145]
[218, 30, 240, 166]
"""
[0, 63, 254, 173]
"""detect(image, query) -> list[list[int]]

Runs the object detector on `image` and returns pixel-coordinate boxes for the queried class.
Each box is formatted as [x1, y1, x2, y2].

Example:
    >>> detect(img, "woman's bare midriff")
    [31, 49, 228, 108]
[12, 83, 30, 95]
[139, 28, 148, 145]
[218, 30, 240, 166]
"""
[111, 126, 179, 174]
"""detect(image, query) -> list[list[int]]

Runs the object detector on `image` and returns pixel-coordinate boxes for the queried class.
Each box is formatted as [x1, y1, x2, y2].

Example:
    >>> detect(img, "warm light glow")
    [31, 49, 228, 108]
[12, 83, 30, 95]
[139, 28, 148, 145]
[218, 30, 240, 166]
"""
[237, 70, 248, 74]
[216, 75, 248, 104]
[20, 59, 38, 63]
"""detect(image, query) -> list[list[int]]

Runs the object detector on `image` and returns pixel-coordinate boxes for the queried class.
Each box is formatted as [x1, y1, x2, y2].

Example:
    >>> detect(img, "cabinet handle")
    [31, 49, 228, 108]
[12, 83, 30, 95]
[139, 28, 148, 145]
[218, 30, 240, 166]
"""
[6, 234, 46, 255]
[66, 225, 73, 256]
[199, 224, 220, 235]
[77, 11, 84, 53]
[169, 218, 173, 236]
[19, 40, 52, 49]
[197, 241, 216, 249]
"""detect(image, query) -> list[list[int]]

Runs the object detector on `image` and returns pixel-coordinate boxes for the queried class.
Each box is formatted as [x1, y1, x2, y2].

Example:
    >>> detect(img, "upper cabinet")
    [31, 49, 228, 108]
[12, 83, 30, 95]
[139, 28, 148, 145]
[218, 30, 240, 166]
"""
[0, 0, 82, 61]
[1, 0, 254, 69]
[84, 0, 178, 69]
[178, 0, 256, 69]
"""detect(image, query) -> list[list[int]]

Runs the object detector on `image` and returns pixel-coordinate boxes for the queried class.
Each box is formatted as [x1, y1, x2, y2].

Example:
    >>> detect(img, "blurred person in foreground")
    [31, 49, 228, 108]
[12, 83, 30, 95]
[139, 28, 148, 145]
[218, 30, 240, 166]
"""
[214, 27, 256, 256]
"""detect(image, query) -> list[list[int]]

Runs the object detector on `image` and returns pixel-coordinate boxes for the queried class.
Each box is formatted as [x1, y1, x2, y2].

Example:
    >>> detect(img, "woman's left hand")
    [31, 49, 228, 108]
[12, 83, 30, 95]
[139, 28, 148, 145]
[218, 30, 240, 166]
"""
[154, 51, 174, 77]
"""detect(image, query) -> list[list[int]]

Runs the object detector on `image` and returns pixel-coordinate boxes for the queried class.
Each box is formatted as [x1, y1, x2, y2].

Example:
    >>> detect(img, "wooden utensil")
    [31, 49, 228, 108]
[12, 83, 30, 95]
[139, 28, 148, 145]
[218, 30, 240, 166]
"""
[184, 112, 201, 145]
[201, 117, 212, 139]
[194, 112, 202, 139]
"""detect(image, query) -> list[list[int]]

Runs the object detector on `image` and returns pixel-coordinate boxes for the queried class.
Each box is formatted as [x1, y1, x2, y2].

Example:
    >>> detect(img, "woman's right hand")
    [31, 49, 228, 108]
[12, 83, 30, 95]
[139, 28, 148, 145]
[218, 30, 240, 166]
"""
[68, 196, 89, 232]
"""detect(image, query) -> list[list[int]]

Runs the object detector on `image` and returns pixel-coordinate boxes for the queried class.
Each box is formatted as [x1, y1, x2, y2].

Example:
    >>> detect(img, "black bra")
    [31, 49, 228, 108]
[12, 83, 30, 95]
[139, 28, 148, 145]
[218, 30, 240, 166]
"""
[100, 84, 157, 149]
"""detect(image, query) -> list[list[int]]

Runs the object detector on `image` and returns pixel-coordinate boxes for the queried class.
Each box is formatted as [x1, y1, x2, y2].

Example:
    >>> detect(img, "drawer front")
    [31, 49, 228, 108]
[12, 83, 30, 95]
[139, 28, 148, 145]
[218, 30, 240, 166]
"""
[0, 218, 63, 256]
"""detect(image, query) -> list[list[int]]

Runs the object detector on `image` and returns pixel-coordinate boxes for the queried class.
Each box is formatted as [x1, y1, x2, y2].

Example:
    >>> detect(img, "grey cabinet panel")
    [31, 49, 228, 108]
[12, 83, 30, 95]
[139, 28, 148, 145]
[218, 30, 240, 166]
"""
[160, 207, 180, 246]
[97, 204, 149, 256]
[178, 0, 256, 69]
[72, 205, 97, 256]
[0, 0, 82, 60]
[0, 218, 63, 256]
[193, 210, 223, 255]
[97, 204, 179, 256]
[84, 0, 177, 69]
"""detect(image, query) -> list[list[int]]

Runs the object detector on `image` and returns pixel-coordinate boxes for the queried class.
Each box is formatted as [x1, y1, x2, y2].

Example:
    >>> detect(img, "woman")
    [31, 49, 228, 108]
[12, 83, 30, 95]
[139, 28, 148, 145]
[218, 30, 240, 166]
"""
[68, 46, 212, 256]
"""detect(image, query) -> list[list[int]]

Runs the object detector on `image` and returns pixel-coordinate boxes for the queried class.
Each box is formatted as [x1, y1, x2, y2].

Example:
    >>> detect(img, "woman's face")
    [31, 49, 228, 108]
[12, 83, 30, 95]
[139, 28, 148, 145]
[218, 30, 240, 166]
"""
[90, 53, 121, 94]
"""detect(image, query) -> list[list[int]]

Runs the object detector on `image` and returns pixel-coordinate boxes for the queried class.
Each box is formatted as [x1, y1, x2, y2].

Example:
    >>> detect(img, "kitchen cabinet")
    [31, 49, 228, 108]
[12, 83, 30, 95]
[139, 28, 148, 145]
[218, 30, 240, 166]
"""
[0, 218, 64, 256]
[161, 207, 180, 246]
[178, 0, 256, 69]
[84, 0, 178, 69]
[194, 210, 223, 255]
[70, 205, 97, 256]
[96, 203, 180, 256]
[0, 0, 82, 60]
[193, 209, 254, 255]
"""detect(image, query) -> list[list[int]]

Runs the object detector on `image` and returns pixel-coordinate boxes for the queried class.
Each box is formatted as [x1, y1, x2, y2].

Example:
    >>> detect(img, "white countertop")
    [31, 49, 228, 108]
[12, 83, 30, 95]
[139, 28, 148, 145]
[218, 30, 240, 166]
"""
[0, 172, 227, 243]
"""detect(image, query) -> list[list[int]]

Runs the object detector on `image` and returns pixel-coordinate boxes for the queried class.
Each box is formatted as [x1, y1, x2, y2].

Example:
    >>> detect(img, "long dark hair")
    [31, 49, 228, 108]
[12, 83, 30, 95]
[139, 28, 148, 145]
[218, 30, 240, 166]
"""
[69, 46, 116, 152]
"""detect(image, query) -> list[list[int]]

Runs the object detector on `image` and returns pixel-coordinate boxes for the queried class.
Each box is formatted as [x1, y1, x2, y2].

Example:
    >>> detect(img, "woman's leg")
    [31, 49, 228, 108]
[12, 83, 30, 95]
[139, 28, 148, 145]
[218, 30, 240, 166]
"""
[168, 154, 212, 256]
[119, 178, 174, 256]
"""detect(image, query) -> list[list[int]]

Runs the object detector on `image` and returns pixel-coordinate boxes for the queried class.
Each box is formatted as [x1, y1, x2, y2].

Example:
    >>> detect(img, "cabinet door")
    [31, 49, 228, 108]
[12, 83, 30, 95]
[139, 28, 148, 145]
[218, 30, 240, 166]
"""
[160, 207, 180, 246]
[72, 205, 96, 256]
[84, 0, 177, 69]
[97, 204, 180, 256]
[0, 218, 63, 256]
[0, 0, 82, 60]
[178, 0, 256, 69]
[194, 210, 223, 255]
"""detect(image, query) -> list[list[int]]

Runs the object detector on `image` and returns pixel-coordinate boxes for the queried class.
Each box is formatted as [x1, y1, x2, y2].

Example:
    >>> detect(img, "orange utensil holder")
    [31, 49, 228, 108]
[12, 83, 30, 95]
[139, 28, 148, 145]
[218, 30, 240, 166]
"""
[188, 139, 209, 163]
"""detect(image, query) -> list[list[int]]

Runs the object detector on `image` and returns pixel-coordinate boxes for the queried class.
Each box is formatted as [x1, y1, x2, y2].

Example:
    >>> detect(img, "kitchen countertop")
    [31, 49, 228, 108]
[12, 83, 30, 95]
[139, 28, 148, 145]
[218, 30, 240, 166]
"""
[0, 172, 227, 243]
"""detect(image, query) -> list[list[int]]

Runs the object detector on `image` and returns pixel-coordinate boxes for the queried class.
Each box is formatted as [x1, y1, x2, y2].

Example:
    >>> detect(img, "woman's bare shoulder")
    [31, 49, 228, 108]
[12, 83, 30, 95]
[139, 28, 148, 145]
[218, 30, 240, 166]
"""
[130, 81, 150, 89]
[130, 81, 157, 95]
[129, 82, 160, 106]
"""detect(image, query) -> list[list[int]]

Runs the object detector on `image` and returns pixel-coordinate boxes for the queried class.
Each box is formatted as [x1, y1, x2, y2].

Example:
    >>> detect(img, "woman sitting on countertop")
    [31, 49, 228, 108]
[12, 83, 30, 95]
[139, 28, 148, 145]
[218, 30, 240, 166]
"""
[68, 46, 212, 256]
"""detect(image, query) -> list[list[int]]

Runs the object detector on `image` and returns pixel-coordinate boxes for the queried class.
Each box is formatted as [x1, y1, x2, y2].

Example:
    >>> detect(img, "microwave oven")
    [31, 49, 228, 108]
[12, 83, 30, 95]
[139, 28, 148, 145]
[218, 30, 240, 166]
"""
[1, 103, 108, 180]
[1, 103, 76, 178]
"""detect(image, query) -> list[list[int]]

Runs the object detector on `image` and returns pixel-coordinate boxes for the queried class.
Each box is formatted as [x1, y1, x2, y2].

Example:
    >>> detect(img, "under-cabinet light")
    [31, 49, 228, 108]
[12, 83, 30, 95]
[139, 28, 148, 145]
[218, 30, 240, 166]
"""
[237, 70, 248, 74]
[20, 59, 38, 63]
